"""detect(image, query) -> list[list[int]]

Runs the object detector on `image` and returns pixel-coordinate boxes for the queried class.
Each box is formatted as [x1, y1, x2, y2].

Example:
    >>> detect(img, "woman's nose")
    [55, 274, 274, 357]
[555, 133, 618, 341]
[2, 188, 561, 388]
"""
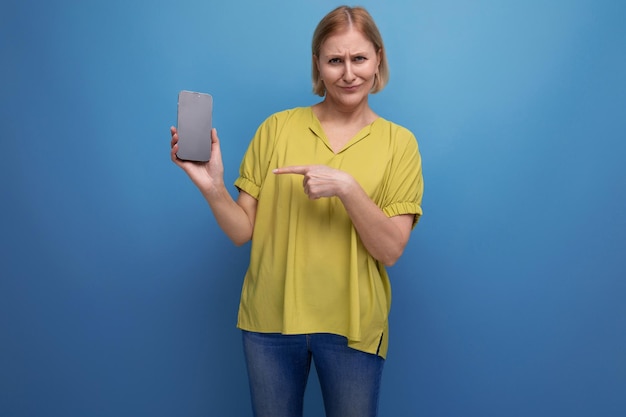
[343, 62, 356, 82]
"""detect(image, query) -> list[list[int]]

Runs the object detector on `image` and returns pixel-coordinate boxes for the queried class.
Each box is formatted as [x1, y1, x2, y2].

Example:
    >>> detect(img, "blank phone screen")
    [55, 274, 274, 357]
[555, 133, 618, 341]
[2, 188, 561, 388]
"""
[176, 91, 213, 162]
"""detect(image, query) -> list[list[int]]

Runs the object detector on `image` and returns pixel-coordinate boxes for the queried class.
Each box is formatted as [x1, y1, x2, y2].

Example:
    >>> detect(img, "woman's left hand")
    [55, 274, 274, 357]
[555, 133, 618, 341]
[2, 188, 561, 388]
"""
[273, 165, 353, 199]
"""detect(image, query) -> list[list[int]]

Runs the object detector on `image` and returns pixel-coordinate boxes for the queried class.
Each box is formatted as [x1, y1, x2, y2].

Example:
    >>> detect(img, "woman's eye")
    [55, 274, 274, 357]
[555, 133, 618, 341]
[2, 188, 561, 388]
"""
[327, 56, 366, 64]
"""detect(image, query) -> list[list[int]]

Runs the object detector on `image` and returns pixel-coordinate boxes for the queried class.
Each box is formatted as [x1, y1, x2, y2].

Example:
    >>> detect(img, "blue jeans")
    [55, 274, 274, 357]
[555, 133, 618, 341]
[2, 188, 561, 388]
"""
[242, 331, 385, 417]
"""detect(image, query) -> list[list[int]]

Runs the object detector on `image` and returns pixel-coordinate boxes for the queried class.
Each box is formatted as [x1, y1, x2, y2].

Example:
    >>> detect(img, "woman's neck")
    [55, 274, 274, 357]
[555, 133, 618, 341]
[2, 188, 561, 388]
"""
[312, 99, 378, 127]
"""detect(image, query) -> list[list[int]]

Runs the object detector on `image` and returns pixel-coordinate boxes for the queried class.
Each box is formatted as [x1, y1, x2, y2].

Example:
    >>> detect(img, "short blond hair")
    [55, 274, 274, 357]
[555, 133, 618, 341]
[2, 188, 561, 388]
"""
[311, 6, 389, 97]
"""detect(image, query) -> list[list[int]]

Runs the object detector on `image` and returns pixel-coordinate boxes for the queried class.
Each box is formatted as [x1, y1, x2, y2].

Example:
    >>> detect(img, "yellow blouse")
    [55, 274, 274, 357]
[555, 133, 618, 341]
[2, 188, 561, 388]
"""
[234, 107, 423, 358]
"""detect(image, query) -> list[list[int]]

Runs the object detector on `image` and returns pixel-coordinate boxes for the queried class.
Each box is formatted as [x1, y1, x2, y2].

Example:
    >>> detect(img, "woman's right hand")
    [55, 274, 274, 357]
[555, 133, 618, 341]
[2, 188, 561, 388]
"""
[170, 126, 225, 194]
[170, 126, 257, 245]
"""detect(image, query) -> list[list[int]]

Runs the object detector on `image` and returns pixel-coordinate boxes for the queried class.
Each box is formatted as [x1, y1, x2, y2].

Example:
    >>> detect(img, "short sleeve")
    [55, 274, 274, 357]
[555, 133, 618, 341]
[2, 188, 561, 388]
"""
[234, 114, 280, 199]
[380, 128, 424, 228]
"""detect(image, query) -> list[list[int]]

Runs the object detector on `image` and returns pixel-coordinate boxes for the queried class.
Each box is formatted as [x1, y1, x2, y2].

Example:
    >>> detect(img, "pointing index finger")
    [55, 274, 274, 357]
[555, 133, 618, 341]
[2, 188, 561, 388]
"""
[273, 165, 310, 175]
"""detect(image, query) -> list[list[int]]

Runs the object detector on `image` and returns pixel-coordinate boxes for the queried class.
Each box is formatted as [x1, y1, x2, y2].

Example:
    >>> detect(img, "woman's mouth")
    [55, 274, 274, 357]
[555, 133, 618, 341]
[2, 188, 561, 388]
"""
[341, 85, 361, 92]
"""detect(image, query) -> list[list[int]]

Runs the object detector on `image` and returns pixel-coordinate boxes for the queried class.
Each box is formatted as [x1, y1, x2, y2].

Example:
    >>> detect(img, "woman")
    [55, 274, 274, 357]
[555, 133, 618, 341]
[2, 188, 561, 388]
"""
[170, 5, 423, 417]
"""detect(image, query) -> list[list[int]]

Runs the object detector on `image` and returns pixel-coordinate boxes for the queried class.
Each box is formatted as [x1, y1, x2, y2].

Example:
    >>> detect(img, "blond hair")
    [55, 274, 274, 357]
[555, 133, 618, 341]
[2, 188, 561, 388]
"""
[311, 6, 389, 96]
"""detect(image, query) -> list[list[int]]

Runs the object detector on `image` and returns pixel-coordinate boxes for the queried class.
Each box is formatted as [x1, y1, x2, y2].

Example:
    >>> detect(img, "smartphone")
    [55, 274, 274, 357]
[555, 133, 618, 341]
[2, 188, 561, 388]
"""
[176, 90, 213, 162]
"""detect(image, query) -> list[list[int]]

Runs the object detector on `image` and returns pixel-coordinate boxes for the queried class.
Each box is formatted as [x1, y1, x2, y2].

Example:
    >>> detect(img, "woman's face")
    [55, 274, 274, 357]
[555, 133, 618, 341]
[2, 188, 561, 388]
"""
[316, 27, 380, 110]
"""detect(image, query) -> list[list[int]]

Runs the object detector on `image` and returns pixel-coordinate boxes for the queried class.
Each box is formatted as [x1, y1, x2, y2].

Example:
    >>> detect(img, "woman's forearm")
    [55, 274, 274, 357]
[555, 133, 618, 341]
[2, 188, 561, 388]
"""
[202, 185, 257, 246]
[339, 182, 413, 266]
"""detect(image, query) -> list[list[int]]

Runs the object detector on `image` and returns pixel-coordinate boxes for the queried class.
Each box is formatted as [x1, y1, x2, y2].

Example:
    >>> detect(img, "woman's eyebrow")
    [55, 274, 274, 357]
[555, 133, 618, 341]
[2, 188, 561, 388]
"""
[323, 50, 371, 58]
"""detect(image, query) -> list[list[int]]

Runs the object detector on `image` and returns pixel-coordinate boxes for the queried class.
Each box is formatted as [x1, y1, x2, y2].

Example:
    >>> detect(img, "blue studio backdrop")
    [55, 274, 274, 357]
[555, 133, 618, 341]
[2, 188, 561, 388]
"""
[2, 0, 625, 416]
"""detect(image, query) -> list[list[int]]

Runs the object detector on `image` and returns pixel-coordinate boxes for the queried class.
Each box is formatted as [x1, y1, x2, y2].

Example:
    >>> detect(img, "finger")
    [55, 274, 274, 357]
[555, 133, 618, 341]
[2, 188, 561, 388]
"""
[170, 127, 178, 147]
[273, 165, 310, 175]
[210, 128, 222, 160]
[171, 142, 180, 162]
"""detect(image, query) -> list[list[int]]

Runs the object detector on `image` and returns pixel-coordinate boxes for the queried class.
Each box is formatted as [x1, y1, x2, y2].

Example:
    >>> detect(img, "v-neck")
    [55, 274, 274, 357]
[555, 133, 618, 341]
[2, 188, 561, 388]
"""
[308, 107, 380, 155]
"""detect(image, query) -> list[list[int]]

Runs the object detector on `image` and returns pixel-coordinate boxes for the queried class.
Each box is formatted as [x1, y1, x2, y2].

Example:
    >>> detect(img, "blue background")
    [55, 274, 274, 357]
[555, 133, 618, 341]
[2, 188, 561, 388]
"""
[2, 0, 625, 416]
